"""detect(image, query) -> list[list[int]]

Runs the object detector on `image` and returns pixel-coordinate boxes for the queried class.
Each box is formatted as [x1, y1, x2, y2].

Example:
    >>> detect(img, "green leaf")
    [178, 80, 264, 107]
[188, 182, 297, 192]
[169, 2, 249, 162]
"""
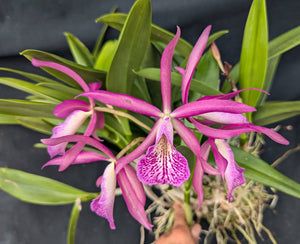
[0, 114, 18, 124]
[94, 40, 118, 71]
[239, 0, 268, 109]
[136, 68, 222, 96]
[106, 0, 151, 94]
[37, 82, 82, 98]
[97, 13, 228, 58]
[268, 25, 300, 59]
[232, 146, 300, 198]
[256, 55, 281, 106]
[0, 77, 73, 102]
[93, 6, 118, 58]
[64, 32, 94, 67]
[195, 49, 219, 90]
[16, 117, 54, 134]
[206, 30, 229, 47]
[222, 25, 300, 94]
[253, 101, 300, 126]
[0, 67, 59, 84]
[67, 199, 82, 244]
[21, 49, 106, 87]
[0, 99, 56, 118]
[0, 168, 97, 205]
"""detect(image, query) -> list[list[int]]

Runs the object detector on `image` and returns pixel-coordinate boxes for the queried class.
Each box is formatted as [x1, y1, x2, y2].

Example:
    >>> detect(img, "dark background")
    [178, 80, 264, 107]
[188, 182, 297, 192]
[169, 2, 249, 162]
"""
[0, 0, 299, 243]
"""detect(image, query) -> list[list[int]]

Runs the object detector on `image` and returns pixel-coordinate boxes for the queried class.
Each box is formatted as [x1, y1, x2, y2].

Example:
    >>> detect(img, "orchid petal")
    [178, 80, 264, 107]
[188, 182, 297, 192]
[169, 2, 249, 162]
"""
[53, 99, 90, 118]
[171, 99, 255, 118]
[181, 25, 211, 104]
[161, 26, 181, 113]
[172, 118, 201, 157]
[116, 119, 161, 173]
[208, 138, 227, 179]
[193, 157, 204, 209]
[89, 82, 102, 91]
[91, 162, 116, 229]
[42, 151, 109, 169]
[95, 175, 103, 188]
[175, 66, 185, 76]
[32, 58, 90, 92]
[92, 111, 105, 141]
[155, 117, 173, 144]
[191, 118, 252, 139]
[83, 110, 97, 136]
[58, 142, 85, 171]
[117, 167, 153, 230]
[123, 165, 146, 206]
[200, 112, 249, 124]
[137, 120, 190, 187]
[79, 91, 162, 117]
[200, 141, 220, 175]
[41, 134, 115, 160]
[197, 88, 269, 101]
[47, 110, 90, 157]
[215, 139, 245, 201]
[221, 124, 289, 145]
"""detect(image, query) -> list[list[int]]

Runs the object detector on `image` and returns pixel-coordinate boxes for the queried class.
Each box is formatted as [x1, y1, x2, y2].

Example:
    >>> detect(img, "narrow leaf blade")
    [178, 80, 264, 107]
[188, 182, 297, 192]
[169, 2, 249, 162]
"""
[232, 146, 300, 198]
[239, 0, 268, 108]
[106, 0, 152, 94]
[0, 168, 97, 205]
[253, 101, 300, 126]
[64, 32, 94, 67]
[21, 49, 106, 87]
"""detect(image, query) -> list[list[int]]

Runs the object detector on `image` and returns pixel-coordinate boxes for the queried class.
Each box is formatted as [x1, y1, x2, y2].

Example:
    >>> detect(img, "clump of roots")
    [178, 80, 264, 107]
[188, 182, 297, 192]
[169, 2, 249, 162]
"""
[145, 177, 278, 244]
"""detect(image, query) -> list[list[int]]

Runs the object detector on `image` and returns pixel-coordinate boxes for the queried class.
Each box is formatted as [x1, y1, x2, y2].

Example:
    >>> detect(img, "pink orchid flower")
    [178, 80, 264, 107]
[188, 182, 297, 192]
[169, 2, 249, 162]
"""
[41, 135, 152, 230]
[32, 58, 104, 171]
[79, 26, 257, 188]
[174, 28, 289, 204]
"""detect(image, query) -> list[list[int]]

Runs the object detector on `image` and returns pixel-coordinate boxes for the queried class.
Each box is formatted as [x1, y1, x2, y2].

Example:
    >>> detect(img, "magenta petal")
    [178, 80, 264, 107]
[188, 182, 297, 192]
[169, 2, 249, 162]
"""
[54, 100, 90, 118]
[155, 117, 174, 144]
[94, 111, 105, 130]
[137, 130, 190, 187]
[117, 167, 153, 230]
[221, 124, 289, 145]
[192, 157, 204, 209]
[123, 165, 146, 206]
[200, 141, 220, 175]
[172, 118, 201, 157]
[215, 139, 245, 201]
[197, 88, 269, 101]
[42, 151, 109, 169]
[161, 26, 181, 113]
[208, 138, 228, 179]
[47, 110, 90, 157]
[58, 142, 85, 171]
[115, 119, 161, 173]
[32, 58, 90, 92]
[41, 134, 115, 160]
[171, 99, 256, 118]
[89, 82, 102, 91]
[79, 90, 162, 117]
[200, 112, 249, 124]
[91, 162, 116, 229]
[191, 118, 252, 139]
[181, 25, 211, 104]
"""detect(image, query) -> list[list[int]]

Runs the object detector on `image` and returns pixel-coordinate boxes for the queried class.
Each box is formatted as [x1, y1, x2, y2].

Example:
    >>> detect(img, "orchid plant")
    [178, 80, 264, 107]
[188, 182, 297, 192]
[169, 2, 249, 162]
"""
[0, 0, 300, 243]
